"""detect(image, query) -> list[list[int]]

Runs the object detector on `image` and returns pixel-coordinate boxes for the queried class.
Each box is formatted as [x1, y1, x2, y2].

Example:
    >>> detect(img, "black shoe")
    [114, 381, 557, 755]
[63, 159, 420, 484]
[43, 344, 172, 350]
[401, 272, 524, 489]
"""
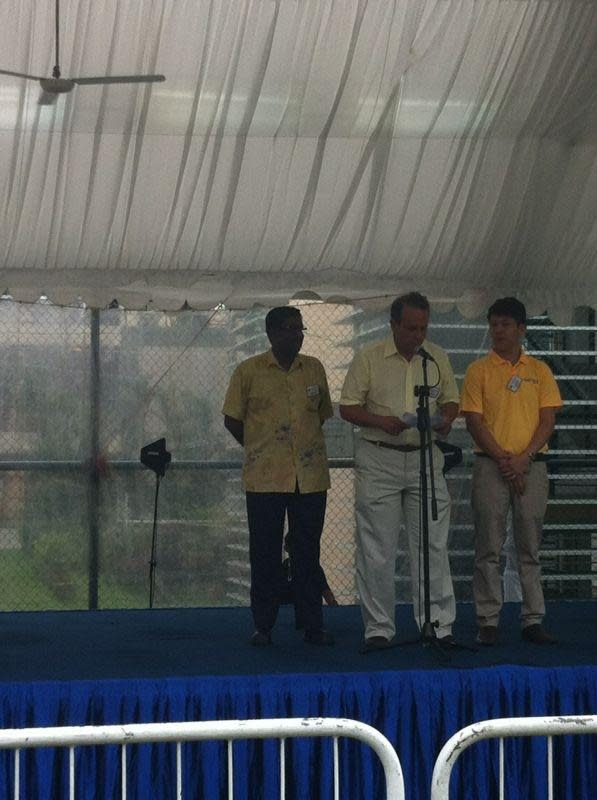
[521, 625, 557, 645]
[250, 630, 272, 647]
[359, 635, 398, 654]
[476, 626, 498, 646]
[304, 628, 335, 646]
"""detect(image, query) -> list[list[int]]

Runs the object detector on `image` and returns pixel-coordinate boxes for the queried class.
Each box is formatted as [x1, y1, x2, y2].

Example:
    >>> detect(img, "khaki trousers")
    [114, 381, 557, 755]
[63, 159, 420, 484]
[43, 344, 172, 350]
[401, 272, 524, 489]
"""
[472, 457, 549, 628]
[354, 439, 456, 640]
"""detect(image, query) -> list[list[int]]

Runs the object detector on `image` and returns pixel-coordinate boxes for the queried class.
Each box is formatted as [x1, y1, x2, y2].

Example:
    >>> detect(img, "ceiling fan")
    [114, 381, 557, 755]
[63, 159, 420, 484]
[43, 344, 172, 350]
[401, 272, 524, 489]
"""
[0, 0, 165, 105]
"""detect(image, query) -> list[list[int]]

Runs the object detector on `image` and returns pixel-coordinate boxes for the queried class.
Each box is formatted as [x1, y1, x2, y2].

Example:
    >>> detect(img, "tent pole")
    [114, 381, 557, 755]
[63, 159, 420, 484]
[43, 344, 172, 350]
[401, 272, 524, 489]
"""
[87, 309, 101, 610]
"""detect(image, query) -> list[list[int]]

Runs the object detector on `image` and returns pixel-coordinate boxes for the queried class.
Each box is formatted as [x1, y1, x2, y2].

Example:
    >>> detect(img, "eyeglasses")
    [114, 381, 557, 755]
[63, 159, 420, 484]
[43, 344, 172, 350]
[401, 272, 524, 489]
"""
[277, 325, 307, 333]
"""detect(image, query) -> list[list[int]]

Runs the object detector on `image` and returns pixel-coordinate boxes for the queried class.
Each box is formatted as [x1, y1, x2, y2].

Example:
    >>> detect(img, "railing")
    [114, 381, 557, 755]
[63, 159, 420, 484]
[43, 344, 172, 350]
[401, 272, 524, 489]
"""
[0, 717, 405, 800]
[5, 713, 597, 798]
[0, 451, 593, 610]
[431, 715, 597, 800]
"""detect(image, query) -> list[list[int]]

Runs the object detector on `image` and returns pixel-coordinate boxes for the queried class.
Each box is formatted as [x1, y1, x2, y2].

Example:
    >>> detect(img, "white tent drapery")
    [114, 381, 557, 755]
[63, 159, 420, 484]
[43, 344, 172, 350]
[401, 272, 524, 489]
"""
[0, 0, 596, 315]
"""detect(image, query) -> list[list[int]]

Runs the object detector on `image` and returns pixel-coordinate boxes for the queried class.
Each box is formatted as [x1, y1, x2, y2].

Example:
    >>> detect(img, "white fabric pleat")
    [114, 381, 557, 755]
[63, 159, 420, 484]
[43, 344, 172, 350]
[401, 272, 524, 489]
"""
[0, 0, 595, 311]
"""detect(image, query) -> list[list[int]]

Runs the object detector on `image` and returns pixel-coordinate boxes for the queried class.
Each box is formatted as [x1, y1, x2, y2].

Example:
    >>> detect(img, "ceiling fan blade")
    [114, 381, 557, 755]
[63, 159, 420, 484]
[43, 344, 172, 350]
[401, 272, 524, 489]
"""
[38, 91, 59, 106]
[71, 74, 165, 86]
[0, 68, 44, 82]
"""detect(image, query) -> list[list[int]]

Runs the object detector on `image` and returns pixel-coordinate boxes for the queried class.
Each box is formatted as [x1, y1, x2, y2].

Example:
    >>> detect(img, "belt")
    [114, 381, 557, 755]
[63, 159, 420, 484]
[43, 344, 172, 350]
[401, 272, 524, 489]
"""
[475, 452, 548, 462]
[366, 440, 420, 453]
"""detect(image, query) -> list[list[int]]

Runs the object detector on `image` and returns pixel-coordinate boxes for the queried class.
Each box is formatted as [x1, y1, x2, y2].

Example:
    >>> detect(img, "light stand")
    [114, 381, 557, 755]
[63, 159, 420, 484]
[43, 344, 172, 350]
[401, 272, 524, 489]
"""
[140, 438, 171, 609]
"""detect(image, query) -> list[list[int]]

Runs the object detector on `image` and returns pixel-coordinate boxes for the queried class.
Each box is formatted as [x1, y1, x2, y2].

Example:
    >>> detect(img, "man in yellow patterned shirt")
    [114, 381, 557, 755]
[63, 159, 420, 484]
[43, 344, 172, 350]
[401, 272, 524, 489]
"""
[460, 297, 562, 646]
[223, 306, 334, 647]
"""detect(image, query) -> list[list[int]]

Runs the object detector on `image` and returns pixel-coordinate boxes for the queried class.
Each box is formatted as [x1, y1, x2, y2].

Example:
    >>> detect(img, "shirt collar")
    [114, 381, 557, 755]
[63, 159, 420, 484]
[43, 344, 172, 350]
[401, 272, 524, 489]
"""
[383, 336, 399, 358]
[489, 347, 528, 367]
[265, 348, 303, 370]
[384, 336, 430, 363]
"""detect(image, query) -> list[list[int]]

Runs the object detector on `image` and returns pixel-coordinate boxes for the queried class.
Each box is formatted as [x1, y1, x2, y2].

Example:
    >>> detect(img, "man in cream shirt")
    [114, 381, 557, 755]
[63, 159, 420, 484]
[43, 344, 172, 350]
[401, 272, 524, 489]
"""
[339, 293, 459, 652]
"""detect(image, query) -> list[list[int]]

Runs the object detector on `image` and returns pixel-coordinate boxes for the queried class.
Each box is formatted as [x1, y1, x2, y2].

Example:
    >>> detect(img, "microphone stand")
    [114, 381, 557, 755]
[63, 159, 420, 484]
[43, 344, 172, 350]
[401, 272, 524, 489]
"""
[416, 354, 440, 646]
[399, 353, 475, 660]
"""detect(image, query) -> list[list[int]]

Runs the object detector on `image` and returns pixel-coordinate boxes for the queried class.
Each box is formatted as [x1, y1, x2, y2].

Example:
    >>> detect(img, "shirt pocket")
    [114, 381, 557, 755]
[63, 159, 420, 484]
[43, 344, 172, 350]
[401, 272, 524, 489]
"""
[247, 387, 273, 415]
[366, 386, 394, 413]
[305, 391, 321, 413]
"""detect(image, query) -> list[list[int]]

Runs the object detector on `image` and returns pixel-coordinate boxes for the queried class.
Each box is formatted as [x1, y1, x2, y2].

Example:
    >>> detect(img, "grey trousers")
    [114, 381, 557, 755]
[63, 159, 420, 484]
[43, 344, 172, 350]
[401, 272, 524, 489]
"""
[472, 457, 549, 628]
[354, 439, 456, 640]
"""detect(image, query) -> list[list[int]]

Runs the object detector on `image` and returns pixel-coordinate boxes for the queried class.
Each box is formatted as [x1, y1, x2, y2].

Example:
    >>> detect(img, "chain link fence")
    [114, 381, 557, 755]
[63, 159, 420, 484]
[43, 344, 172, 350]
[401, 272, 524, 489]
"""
[0, 298, 594, 611]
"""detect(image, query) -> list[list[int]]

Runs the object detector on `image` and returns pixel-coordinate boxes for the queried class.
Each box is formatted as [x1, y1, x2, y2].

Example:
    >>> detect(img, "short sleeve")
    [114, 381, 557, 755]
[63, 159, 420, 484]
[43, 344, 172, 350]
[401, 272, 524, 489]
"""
[316, 361, 334, 423]
[537, 362, 563, 409]
[436, 350, 460, 405]
[222, 364, 248, 421]
[339, 349, 370, 406]
[460, 362, 484, 414]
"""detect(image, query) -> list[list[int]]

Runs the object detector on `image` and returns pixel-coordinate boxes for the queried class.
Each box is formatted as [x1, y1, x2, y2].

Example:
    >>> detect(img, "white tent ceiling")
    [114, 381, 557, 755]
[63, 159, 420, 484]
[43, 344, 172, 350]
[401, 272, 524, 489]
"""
[0, 0, 597, 315]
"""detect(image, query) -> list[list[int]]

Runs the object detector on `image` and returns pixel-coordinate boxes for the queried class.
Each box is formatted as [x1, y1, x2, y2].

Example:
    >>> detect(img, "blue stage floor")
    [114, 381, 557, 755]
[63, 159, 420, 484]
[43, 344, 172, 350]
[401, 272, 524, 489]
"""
[1, 600, 596, 681]
[0, 601, 595, 799]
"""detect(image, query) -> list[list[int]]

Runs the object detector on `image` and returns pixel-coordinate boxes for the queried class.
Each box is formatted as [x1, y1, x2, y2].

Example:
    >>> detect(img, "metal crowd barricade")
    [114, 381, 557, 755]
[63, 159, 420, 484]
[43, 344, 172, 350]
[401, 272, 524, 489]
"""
[431, 715, 597, 800]
[0, 716, 405, 800]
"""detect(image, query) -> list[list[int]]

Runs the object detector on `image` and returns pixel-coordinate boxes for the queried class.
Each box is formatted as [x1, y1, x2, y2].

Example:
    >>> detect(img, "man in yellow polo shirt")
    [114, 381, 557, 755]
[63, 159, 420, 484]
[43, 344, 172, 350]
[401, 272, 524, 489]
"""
[460, 297, 562, 646]
[339, 292, 460, 653]
[223, 306, 334, 647]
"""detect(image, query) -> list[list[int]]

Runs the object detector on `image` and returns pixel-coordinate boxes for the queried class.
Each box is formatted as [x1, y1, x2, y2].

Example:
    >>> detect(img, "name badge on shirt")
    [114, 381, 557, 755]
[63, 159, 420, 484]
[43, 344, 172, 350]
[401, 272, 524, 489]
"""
[306, 384, 320, 398]
[506, 375, 522, 393]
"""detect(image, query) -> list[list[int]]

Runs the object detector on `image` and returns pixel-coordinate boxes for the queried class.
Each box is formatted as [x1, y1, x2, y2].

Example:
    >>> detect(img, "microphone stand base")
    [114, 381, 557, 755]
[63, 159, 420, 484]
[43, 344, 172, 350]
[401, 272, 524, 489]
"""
[396, 628, 478, 662]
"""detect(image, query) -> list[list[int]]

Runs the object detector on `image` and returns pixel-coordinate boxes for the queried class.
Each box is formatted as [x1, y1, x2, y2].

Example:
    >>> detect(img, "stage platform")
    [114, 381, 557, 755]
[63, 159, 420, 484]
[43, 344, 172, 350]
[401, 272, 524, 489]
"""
[1, 601, 596, 799]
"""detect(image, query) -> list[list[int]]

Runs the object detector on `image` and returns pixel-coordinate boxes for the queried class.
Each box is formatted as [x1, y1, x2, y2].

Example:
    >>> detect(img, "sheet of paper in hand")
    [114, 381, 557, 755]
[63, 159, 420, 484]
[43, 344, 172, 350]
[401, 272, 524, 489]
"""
[401, 411, 443, 428]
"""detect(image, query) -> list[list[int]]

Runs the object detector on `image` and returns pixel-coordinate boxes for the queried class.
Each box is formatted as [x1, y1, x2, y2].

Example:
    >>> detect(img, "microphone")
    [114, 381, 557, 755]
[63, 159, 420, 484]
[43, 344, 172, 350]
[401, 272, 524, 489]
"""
[417, 346, 436, 362]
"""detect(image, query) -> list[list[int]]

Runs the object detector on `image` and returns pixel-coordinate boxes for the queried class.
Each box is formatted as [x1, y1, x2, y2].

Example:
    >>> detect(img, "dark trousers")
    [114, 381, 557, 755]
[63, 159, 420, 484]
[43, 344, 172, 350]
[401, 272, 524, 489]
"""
[246, 489, 327, 634]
